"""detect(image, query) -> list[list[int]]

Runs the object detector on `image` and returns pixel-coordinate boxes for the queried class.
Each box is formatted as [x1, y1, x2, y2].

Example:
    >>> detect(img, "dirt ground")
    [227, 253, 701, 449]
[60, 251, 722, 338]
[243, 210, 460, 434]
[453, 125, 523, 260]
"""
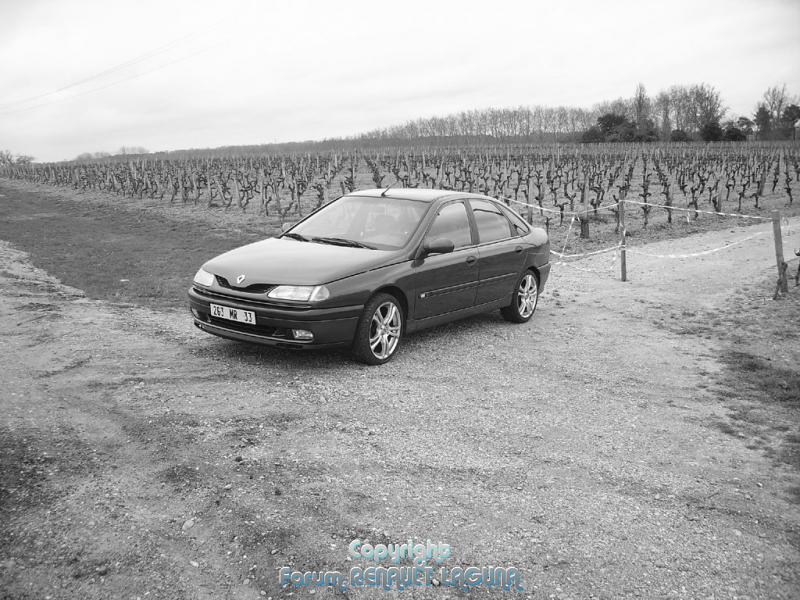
[1, 180, 799, 600]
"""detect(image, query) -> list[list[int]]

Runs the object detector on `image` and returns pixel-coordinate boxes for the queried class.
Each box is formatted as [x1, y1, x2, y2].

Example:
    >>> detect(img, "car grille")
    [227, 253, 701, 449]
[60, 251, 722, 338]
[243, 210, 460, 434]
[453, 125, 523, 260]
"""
[216, 275, 274, 294]
[207, 316, 293, 339]
[192, 286, 310, 310]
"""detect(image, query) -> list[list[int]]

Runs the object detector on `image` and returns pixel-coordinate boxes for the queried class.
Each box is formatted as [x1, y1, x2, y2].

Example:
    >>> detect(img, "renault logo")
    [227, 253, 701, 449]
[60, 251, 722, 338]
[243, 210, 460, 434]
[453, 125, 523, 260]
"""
[236, 274, 246, 284]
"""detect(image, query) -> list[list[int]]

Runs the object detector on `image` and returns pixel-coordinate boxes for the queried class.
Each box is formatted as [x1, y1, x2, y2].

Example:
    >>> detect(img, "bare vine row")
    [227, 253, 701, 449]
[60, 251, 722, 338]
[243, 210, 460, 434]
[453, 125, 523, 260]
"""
[2, 144, 796, 239]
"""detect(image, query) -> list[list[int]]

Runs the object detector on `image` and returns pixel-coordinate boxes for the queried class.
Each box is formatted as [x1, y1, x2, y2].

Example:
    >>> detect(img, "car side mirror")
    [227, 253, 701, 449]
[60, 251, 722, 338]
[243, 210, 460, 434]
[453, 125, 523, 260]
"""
[280, 222, 295, 233]
[421, 238, 455, 256]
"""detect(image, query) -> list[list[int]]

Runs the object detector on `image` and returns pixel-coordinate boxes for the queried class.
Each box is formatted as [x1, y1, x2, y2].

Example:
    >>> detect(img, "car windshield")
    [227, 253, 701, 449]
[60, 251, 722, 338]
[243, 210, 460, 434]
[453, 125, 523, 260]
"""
[286, 195, 429, 250]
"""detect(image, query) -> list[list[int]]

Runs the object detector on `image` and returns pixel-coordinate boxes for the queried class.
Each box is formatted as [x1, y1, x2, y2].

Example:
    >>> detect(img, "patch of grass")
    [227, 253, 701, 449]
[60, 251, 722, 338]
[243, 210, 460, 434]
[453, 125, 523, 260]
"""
[714, 350, 800, 470]
[158, 463, 201, 487]
[723, 351, 800, 406]
[712, 420, 739, 437]
[0, 426, 97, 513]
[0, 186, 263, 310]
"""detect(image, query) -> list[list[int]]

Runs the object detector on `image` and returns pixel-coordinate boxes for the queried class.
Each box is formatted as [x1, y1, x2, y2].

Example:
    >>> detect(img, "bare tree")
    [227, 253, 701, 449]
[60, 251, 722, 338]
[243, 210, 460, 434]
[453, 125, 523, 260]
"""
[520, 105, 533, 136]
[534, 107, 548, 139]
[633, 83, 651, 129]
[668, 85, 692, 132]
[117, 146, 149, 156]
[595, 97, 634, 121]
[762, 84, 789, 122]
[654, 91, 672, 139]
[690, 83, 726, 130]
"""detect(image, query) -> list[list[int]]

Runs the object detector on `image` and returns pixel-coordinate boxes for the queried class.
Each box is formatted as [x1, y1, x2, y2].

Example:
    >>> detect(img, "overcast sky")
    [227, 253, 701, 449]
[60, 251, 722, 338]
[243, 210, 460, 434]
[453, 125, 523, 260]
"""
[1, 0, 798, 162]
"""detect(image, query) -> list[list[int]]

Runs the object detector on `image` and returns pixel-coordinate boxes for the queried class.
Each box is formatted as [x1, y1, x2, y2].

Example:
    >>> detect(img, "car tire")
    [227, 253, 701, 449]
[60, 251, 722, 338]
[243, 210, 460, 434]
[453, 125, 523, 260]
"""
[501, 270, 539, 323]
[351, 292, 404, 365]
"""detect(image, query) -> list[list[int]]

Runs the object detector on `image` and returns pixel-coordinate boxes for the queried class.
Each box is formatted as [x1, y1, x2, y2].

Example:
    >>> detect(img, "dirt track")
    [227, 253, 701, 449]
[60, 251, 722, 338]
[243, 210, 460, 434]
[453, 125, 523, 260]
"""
[1, 182, 799, 599]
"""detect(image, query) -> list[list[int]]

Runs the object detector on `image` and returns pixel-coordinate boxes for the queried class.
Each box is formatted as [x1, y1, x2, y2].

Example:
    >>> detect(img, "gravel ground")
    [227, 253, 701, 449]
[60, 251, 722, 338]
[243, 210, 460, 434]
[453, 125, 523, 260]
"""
[0, 191, 799, 599]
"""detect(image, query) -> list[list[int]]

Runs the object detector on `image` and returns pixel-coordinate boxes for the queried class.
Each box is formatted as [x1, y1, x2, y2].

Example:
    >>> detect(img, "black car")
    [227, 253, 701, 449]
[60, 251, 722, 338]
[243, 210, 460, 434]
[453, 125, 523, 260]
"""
[188, 188, 550, 364]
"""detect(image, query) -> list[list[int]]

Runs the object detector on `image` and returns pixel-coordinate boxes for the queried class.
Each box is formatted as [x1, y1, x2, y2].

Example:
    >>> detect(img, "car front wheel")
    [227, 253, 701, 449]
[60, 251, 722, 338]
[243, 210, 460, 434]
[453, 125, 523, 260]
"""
[501, 270, 539, 323]
[351, 292, 403, 365]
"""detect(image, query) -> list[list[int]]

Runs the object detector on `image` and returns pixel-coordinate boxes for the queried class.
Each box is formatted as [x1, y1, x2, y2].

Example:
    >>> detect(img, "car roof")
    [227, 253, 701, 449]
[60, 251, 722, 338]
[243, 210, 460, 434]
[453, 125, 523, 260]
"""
[349, 188, 487, 203]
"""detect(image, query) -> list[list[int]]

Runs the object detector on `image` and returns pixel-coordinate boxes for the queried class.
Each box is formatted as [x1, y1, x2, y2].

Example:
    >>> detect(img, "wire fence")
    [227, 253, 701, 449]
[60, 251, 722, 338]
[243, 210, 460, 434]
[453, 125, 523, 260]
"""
[501, 194, 799, 294]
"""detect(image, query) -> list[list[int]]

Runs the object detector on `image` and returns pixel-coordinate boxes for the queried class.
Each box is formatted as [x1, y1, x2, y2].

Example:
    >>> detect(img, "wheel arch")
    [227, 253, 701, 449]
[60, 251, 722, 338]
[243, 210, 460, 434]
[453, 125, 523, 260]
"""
[526, 265, 542, 289]
[371, 285, 409, 320]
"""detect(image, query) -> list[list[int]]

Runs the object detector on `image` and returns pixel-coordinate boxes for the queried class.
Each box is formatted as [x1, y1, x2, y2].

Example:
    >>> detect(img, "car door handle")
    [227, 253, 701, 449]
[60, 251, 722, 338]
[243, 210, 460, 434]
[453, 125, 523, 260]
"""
[515, 246, 523, 253]
[465, 256, 477, 265]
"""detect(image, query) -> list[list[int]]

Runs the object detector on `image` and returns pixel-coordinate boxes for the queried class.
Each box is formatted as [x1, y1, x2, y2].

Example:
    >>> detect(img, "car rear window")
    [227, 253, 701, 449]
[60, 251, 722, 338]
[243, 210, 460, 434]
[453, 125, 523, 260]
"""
[500, 205, 531, 236]
[469, 199, 512, 244]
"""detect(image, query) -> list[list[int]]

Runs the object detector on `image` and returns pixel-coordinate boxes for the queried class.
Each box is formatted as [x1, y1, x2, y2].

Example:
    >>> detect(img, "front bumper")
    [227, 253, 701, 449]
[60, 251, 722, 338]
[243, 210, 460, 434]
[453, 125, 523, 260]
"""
[187, 286, 362, 349]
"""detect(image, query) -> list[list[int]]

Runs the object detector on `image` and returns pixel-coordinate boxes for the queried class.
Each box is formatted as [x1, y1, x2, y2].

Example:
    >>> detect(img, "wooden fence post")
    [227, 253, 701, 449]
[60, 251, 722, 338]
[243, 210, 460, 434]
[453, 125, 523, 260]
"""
[772, 210, 788, 295]
[620, 197, 627, 282]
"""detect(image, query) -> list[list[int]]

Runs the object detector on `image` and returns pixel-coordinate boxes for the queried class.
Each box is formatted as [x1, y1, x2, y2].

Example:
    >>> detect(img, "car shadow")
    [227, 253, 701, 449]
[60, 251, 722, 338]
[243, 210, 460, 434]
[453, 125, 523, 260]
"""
[188, 310, 518, 371]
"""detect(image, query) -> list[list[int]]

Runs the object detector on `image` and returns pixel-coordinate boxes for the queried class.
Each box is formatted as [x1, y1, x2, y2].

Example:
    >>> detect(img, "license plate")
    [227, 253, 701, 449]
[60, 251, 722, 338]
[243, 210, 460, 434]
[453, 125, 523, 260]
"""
[209, 303, 256, 324]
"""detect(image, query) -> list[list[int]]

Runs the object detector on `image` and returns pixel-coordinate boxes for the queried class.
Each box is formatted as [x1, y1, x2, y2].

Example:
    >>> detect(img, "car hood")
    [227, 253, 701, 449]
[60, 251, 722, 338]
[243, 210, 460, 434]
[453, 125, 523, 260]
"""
[203, 237, 400, 285]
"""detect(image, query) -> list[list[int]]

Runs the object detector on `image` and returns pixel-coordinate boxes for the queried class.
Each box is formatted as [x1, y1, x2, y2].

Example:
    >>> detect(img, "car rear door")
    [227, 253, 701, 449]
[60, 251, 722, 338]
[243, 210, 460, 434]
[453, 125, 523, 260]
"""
[468, 198, 526, 306]
[410, 201, 478, 320]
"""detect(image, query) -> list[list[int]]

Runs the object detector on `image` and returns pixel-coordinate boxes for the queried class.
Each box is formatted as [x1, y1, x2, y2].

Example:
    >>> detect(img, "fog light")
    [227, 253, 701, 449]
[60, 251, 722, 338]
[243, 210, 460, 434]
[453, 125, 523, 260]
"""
[191, 308, 200, 318]
[292, 329, 314, 341]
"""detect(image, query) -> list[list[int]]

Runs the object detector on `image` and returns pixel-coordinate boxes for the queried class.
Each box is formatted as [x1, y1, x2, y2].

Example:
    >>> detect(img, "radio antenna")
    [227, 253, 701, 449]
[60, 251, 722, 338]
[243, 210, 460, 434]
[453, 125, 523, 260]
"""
[380, 182, 397, 197]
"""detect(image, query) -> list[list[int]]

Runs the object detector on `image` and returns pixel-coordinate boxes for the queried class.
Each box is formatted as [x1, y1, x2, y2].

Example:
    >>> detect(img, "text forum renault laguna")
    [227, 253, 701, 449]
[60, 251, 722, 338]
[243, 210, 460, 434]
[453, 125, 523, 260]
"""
[188, 188, 550, 364]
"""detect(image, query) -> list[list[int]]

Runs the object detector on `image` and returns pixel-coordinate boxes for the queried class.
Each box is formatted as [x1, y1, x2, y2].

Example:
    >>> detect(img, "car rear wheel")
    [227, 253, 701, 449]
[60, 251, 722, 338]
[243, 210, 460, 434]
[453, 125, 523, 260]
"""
[351, 292, 403, 365]
[501, 270, 539, 323]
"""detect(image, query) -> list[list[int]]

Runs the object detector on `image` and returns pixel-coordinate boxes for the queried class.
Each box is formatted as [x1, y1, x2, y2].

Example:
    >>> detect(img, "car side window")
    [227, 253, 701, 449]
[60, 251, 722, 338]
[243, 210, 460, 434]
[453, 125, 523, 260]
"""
[470, 199, 513, 244]
[500, 205, 531, 236]
[426, 202, 473, 249]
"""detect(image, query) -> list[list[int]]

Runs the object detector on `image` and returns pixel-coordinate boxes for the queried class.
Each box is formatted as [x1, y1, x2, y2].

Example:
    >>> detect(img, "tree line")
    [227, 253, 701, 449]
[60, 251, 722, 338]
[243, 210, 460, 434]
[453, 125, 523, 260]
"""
[3, 83, 797, 165]
[0, 149, 33, 166]
[355, 83, 799, 145]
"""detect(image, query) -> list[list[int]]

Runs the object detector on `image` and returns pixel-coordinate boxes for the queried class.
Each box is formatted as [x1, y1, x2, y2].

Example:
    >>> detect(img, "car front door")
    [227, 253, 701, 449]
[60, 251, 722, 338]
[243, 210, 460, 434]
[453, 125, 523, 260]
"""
[469, 199, 526, 306]
[411, 201, 478, 320]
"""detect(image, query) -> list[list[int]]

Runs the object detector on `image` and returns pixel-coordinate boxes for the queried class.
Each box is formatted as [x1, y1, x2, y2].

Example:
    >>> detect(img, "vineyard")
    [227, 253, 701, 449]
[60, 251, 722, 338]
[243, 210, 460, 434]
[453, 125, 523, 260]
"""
[2, 148, 800, 599]
[1, 142, 798, 255]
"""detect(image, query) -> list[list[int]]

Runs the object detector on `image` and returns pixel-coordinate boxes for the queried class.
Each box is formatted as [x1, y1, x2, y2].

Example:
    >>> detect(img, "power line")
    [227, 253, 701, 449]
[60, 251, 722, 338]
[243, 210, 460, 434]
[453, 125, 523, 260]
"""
[0, 42, 218, 116]
[0, 15, 236, 114]
[0, 32, 204, 111]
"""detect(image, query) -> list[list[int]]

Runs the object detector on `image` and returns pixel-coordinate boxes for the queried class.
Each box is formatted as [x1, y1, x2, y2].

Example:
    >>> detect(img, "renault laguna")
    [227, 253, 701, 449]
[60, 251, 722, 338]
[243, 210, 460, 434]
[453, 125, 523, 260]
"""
[188, 188, 550, 364]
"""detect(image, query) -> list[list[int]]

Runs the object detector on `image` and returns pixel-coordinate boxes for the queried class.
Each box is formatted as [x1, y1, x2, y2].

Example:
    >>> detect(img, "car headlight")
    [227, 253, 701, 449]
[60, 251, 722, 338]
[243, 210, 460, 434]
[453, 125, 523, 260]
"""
[193, 268, 215, 287]
[267, 285, 330, 302]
